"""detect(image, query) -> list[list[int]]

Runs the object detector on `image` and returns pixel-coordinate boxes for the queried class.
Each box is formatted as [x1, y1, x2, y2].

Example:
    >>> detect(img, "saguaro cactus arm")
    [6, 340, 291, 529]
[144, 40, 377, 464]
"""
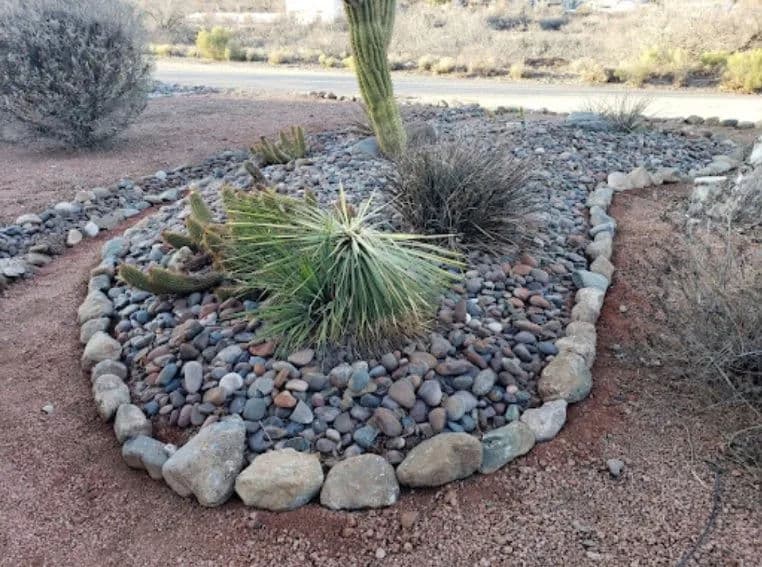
[344, 0, 406, 156]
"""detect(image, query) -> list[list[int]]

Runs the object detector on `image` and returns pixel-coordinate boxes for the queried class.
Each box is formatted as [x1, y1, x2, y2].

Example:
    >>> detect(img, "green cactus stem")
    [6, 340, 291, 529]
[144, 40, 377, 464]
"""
[343, 0, 406, 156]
[244, 160, 267, 185]
[189, 190, 214, 224]
[161, 230, 197, 251]
[118, 264, 223, 296]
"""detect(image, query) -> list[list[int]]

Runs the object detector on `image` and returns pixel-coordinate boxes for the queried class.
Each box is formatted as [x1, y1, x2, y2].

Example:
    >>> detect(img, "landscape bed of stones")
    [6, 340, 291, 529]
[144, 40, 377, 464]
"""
[5, 97, 748, 510]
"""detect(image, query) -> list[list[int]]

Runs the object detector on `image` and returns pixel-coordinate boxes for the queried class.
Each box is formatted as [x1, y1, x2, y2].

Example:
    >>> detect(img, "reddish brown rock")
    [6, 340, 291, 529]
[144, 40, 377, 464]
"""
[273, 391, 297, 409]
[249, 341, 276, 357]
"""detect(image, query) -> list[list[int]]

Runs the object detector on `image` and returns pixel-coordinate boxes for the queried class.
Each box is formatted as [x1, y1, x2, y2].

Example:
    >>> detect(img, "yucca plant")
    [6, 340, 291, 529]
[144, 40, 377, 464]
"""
[222, 187, 461, 354]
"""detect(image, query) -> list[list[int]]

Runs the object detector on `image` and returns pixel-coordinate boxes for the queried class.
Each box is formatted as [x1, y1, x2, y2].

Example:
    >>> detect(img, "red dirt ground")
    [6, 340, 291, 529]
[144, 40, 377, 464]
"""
[0, 92, 358, 223]
[0, 112, 759, 565]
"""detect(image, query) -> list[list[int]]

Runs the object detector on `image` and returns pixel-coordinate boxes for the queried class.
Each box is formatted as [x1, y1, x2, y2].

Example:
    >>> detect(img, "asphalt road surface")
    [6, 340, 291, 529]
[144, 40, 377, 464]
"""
[156, 59, 762, 122]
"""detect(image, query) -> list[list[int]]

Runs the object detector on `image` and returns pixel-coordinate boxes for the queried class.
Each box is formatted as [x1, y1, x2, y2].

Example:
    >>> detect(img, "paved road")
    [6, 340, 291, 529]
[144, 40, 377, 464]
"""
[155, 59, 762, 122]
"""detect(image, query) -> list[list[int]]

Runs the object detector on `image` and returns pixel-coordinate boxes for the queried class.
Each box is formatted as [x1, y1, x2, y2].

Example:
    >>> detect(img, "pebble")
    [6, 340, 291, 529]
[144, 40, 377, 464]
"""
[388, 380, 415, 409]
[606, 458, 625, 478]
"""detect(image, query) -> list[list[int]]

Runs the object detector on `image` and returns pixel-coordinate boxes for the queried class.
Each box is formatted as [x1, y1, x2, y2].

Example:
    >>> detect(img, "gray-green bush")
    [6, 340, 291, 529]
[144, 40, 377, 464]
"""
[0, 0, 152, 147]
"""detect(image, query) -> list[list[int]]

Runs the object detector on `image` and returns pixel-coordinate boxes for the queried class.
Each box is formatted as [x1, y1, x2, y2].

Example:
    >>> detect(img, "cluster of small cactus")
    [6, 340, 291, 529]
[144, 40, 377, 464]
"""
[251, 125, 308, 165]
[344, 0, 406, 156]
[118, 191, 226, 296]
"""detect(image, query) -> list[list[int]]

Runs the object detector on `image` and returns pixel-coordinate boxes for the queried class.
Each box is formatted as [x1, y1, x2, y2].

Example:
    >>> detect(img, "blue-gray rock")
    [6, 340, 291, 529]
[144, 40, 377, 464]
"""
[480, 421, 536, 474]
[418, 379, 443, 406]
[472, 369, 497, 396]
[571, 270, 609, 292]
[77, 291, 114, 324]
[289, 400, 314, 424]
[114, 404, 152, 443]
[353, 425, 378, 448]
[520, 399, 568, 442]
[243, 398, 268, 421]
[92, 359, 127, 382]
[182, 361, 203, 394]
[162, 418, 247, 507]
[92, 374, 130, 421]
[122, 435, 169, 480]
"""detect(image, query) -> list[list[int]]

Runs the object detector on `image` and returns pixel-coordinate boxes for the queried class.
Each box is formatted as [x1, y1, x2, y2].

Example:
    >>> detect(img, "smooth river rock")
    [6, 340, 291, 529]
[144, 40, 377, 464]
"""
[320, 454, 399, 510]
[537, 350, 593, 403]
[235, 449, 324, 511]
[480, 421, 536, 474]
[520, 400, 568, 442]
[162, 418, 246, 507]
[396, 433, 482, 488]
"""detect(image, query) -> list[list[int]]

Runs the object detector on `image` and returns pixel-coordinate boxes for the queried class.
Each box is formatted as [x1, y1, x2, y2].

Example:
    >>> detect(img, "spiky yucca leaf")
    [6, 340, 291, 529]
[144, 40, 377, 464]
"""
[222, 187, 462, 354]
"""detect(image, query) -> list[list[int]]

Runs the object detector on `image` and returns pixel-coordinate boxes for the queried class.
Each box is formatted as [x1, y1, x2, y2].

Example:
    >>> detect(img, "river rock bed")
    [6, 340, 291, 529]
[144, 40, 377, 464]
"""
[73, 104, 746, 509]
[82, 107, 732, 468]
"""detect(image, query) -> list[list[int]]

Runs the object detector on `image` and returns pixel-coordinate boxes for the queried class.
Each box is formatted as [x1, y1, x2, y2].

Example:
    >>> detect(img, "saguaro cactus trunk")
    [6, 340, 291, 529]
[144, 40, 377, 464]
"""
[344, 0, 406, 156]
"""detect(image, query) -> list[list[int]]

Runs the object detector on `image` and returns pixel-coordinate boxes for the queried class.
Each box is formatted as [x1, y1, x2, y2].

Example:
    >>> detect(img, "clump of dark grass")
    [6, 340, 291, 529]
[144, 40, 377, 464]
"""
[389, 140, 539, 251]
[585, 94, 652, 132]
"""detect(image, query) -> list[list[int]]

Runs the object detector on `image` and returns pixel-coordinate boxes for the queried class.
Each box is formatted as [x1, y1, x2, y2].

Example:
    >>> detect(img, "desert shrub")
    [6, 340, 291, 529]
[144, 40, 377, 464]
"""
[245, 47, 267, 62]
[486, 14, 529, 32]
[388, 53, 411, 71]
[432, 57, 458, 75]
[0, 0, 152, 148]
[467, 58, 500, 77]
[195, 27, 232, 60]
[225, 41, 246, 62]
[417, 54, 438, 71]
[617, 46, 697, 87]
[319, 53, 342, 68]
[390, 141, 537, 250]
[700, 50, 730, 68]
[571, 58, 610, 84]
[137, 0, 193, 43]
[723, 49, 762, 93]
[150, 43, 191, 58]
[268, 48, 295, 65]
[538, 17, 567, 31]
[614, 63, 650, 87]
[509, 61, 527, 80]
[653, 238, 761, 470]
[586, 94, 651, 132]
[222, 188, 461, 354]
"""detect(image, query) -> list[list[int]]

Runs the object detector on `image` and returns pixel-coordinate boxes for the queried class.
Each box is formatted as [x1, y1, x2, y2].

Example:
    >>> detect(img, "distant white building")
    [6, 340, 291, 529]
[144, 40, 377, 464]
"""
[285, 0, 344, 23]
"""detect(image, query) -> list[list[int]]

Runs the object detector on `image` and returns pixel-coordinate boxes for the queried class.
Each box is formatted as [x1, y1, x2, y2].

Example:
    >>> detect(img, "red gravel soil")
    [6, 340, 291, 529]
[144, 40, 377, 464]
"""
[1, 146, 760, 564]
[0, 92, 358, 224]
